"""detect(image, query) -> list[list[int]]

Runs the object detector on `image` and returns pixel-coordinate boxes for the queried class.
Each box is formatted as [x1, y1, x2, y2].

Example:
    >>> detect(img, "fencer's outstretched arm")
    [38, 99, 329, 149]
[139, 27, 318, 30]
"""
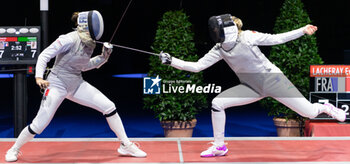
[161, 45, 222, 73]
[244, 25, 317, 46]
[82, 42, 113, 71]
[35, 34, 74, 79]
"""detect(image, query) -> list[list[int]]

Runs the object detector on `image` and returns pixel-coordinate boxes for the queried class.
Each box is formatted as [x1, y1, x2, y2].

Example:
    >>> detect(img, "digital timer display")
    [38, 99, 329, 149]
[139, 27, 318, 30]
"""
[0, 26, 40, 65]
[0, 37, 37, 61]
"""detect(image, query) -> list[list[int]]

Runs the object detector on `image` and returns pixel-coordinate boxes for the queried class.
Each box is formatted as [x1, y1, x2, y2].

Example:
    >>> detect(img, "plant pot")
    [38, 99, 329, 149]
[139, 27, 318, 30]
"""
[273, 117, 304, 137]
[160, 119, 197, 137]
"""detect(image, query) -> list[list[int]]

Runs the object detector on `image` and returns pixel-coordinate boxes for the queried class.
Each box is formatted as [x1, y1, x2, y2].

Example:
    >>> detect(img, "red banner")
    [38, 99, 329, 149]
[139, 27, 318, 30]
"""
[310, 65, 350, 77]
[0, 37, 17, 42]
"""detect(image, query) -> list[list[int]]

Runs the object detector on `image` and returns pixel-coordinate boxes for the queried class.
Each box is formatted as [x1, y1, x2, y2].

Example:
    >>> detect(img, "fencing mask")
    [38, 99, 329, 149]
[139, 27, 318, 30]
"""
[208, 14, 238, 51]
[77, 10, 104, 40]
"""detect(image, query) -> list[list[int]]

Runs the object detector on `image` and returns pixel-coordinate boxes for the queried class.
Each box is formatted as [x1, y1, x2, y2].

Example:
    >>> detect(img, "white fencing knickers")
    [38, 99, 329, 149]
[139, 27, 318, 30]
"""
[30, 73, 116, 134]
[211, 73, 320, 146]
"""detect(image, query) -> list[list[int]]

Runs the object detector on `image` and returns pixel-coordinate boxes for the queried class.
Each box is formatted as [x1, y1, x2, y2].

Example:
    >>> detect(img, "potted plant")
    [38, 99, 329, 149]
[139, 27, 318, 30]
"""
[143, 10, 207, 137]
[260, 0, 323, 136]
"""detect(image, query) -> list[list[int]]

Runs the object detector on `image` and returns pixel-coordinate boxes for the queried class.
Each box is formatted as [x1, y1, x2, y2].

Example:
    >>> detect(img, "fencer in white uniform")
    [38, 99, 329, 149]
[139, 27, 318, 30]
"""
[160, 14, 346, 157]
[5, 10, 146, 162]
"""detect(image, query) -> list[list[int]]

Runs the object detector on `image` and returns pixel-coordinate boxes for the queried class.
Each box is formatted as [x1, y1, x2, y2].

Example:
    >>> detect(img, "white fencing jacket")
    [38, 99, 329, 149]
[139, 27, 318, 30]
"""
[35, 31, 108, 91]
[170, 27, 305, 95]
[171, 27, 305, 74]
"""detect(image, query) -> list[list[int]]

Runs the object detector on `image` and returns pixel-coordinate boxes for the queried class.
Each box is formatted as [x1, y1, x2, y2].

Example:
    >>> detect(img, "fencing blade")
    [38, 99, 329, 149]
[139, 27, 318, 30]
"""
[96, 41, 160, 56]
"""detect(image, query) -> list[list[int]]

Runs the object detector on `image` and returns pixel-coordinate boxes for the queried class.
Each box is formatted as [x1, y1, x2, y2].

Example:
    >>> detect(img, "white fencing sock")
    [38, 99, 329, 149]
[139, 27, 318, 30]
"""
[211, 108, 226, 146]
[106, 112, 131, 145]
[314, 103, 328, 114]
[12, 126, 35, 150]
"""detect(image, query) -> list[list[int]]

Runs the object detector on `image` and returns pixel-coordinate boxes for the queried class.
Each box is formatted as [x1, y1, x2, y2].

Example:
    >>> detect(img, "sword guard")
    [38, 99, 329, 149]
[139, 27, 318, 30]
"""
[103, 42, 113, 49]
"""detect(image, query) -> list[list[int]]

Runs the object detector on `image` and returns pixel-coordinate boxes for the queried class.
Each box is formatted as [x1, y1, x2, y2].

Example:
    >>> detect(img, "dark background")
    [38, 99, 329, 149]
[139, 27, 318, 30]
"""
[0, 0, 349, 137]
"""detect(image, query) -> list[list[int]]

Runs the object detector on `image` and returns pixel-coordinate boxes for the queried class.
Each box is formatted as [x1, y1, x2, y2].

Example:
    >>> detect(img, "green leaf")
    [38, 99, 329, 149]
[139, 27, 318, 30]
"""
[143, 10, 208, 121]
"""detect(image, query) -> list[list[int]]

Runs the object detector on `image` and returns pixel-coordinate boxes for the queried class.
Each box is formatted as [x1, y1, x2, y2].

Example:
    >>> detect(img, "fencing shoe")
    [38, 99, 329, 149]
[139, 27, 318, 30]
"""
[324, 103, 346, 122]
[118, 142, 147, 157]
[200, 142, 228, 157]
[5, 147, 21, 162]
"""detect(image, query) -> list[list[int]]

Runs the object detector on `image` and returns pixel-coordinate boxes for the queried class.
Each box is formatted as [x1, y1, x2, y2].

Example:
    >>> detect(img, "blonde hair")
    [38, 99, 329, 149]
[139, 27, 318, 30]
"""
[232, 16, 243, 33]
[71, 12, 80, 27]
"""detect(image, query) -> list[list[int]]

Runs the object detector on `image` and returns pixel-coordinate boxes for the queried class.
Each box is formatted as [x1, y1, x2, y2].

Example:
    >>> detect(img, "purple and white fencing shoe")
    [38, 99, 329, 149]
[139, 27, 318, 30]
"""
[200, 142, 228, 157]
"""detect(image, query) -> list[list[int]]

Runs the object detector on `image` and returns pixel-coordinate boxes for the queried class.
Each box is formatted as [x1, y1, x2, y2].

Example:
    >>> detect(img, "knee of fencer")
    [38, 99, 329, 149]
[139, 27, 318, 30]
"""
[102, 102, 116, 115]
[211, 98, 225, 112]
[29, 124, 44, 135]
[27, 125, 37, 135]
[104, 108, 117, 117]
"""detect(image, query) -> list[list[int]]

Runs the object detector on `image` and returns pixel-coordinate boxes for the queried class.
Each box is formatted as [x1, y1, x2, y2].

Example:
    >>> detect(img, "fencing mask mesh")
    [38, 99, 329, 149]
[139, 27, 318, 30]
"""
[77, 10, 104, 40]
[208, 14, 238, 51]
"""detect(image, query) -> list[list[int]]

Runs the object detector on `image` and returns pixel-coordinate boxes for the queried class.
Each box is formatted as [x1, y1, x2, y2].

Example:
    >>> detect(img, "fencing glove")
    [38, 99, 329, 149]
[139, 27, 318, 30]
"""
[159, 52, 172, 65]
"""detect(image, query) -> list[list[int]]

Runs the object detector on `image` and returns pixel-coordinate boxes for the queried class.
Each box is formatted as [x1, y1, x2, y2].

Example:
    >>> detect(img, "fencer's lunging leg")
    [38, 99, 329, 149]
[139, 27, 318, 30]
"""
[105, 110, 131, 145]
[274, 97, 319, 118]
[5, 126, 35, 162]
[5, 126, 36, 162]
[67, 81, 131, 145]
[275, 97, 346, 122]
[105, 110, 147, 157]
[211, 107, 226, 146]
[67, 81, 147, 157]
[271, 77, 346, 122]
[201, 85, 263, 157]
[211, 85, 263, 146]
[6, 83, 67, 162]
[12, 126, 36, 150]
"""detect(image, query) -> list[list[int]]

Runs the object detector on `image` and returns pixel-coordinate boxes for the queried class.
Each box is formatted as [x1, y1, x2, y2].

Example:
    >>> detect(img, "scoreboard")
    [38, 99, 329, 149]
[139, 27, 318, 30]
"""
[0, 26, 40, 65]
[309, 65, 350, 120]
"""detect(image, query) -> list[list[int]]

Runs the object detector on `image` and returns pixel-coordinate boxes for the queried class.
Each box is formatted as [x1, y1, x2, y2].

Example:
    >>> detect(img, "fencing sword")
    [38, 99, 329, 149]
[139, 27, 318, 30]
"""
[96, 0, 160, 57]
[96, 41, 160, 56]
